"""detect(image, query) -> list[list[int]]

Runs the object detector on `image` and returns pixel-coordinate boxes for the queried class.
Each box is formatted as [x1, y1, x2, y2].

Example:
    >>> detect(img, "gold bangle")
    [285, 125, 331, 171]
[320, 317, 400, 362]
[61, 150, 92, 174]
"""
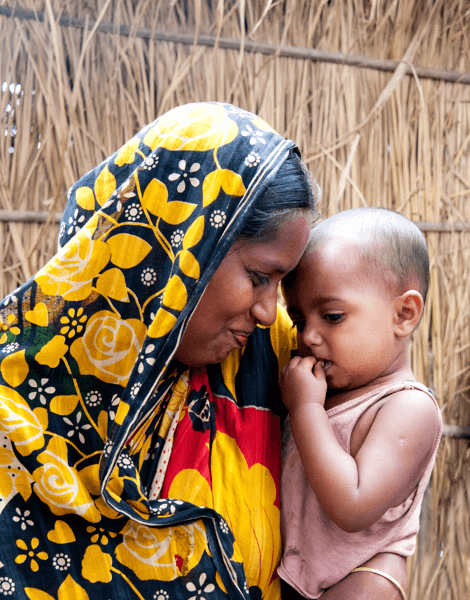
[351, 567, 407, 600]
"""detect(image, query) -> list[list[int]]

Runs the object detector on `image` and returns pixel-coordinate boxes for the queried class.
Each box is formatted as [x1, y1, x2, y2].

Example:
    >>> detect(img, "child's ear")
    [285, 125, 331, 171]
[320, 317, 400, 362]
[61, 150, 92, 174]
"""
[393, 290, 424, 337]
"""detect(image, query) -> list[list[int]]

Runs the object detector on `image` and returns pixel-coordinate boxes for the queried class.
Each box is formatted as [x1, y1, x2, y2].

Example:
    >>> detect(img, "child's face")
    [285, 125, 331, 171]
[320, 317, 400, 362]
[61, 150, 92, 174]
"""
[284, 241, 402, 391]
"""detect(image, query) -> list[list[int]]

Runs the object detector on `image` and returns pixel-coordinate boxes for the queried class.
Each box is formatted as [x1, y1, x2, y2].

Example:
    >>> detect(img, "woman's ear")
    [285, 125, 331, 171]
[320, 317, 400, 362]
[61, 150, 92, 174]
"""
[393, 290, 424, 337]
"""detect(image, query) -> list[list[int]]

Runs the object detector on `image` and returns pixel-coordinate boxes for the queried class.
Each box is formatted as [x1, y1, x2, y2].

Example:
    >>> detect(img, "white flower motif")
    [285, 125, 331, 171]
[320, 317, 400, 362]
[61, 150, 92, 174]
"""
[143, 155, 159, 170]
[52, 553, 71, 571]
[245, 151, 261, 167]
[3, 292, 18, 307]
[28, 378, 56, 405]
[170, 229, 184, 248]
[141, 268, 157, 287]
[153, 499, 184, 515]
[130, 382, 142, 398]
[67, 208, 86, 235]
[59, 221, 66, 239]
[241, 124, 266, 146]
[168, 160, 201, 193]
[125, 203, 143, 221]
[2, 342, 19, 354]
[117, 453, 134, 470]
[108, 394, 121, 421]
[154, 590, 169, 600]
[219, 519, 229, 534]
[12, 508, 34, 530]
[0, 577, 15, 596]
[138, 344, 156, 374]
[209, 210, 226, 229]
[103, 440, 113, 458]
[63, 411, 92, 444]
[85, 390, 102, 407]
[186, 573, 215, 600]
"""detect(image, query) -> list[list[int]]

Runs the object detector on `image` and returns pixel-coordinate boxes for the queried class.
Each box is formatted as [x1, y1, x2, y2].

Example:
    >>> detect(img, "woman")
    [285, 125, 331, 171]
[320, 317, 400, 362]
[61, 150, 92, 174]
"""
[0, 102, 406, 599]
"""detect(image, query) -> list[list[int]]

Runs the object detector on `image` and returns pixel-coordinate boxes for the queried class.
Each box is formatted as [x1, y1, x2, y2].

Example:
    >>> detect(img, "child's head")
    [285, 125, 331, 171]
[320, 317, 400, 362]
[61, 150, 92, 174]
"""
[282, 207, 429, 391]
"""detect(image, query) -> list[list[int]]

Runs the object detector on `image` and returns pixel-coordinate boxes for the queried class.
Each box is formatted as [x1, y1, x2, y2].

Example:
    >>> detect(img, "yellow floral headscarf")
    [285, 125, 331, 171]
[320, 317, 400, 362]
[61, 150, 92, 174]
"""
[0, 102, 297, 600]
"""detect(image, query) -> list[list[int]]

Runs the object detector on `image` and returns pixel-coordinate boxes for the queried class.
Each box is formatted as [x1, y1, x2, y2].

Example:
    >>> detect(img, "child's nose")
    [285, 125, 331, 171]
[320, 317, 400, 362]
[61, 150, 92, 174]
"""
[301, 325, 322, 347]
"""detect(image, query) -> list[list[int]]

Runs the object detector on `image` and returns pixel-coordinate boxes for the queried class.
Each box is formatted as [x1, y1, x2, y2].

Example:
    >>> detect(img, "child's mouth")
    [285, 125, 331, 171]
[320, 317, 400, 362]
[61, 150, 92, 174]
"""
[321, 361, 332, 372]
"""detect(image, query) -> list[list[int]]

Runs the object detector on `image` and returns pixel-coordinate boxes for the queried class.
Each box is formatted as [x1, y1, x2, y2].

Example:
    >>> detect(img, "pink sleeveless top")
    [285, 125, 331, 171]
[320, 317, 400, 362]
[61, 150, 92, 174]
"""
[278, 381, 442, 598]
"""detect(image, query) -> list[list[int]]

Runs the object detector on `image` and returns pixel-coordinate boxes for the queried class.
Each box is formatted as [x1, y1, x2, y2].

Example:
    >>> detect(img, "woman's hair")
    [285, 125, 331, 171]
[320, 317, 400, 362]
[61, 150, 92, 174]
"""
[237, 150, 320, 241]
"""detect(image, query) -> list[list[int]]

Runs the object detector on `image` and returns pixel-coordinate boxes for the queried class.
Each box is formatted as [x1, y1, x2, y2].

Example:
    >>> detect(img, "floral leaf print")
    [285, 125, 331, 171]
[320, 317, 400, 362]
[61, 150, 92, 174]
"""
[1, 350, 29, 387]
[178, 251, 200, 280]
[96, 268, 130, 302]
[114, 137, 141, 167]
[143, 103, 238, 152]
[107, 234, 152, 269]
[182, 216, 205, 250]
[82, 544, 113, 584]
[202, 169, 246, 207]
[26, 574, 91, 600]
[49, 395, 80, 416]
[94, 165, 116, 207]
[148, 308, 177, 339]
[24, 302, 49, 327]
[0, 384, 47, 456]
[141, 178, 197, 225]
[162, 276, 187, 312]
[168, 160, 201, 194]
[75, 186, 95, 211]
[35, 336, 68, 369]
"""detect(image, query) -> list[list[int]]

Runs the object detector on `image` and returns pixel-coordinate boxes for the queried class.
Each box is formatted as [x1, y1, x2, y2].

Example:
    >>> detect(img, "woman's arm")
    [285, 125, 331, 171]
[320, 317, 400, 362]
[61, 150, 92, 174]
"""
[320, 553, 408, 600]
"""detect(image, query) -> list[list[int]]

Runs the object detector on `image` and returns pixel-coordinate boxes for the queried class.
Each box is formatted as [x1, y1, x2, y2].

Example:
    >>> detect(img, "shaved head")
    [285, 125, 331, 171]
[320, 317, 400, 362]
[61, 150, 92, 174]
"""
[286, 207, 429, 303]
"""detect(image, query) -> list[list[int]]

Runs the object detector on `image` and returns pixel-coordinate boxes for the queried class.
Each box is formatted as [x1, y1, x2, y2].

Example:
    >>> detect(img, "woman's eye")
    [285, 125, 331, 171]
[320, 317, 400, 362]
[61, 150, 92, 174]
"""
[247, 269, 269, 287]
[324, 313, 343, 323]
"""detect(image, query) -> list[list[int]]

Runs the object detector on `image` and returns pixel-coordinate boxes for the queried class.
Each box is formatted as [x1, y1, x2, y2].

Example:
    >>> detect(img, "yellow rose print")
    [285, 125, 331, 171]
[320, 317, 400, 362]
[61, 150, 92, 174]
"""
[70, 311, 147, 386]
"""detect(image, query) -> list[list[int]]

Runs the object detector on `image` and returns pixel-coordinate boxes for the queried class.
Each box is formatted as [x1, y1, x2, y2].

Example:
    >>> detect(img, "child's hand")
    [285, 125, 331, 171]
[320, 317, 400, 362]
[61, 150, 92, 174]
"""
[280, 355, 327, 413]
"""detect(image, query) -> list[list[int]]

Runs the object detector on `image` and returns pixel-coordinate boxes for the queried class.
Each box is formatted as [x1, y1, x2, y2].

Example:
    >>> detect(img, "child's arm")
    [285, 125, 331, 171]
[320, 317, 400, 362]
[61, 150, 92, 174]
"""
[280, 355, 441, 533]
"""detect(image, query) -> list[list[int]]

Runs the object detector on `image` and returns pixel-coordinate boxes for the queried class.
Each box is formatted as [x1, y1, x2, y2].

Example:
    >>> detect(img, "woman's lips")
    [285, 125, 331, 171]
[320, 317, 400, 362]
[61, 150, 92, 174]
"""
[231, 330, 252, 347]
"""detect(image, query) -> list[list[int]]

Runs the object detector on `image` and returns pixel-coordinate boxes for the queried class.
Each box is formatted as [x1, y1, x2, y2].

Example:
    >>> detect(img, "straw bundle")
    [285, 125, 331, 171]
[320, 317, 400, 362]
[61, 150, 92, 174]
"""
[1, 1, 469, 597]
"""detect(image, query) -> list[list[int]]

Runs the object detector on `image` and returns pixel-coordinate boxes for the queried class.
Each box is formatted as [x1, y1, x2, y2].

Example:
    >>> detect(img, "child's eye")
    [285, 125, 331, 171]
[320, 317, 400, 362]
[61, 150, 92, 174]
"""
[324, 313, 344, 324]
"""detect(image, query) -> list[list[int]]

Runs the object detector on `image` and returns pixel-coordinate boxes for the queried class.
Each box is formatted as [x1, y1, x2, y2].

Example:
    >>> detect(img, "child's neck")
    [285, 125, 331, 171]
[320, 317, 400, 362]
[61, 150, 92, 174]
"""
[325, 362, 416, 410]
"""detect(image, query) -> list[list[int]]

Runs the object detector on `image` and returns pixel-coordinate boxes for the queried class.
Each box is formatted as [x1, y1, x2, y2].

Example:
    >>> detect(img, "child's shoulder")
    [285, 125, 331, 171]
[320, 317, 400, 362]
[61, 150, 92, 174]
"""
[376, 382, 442, 440]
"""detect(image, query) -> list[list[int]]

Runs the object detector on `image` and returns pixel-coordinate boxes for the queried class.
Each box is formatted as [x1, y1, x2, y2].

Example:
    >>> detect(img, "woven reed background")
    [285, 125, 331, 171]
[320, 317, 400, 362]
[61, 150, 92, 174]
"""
[1, 1, 469, 597]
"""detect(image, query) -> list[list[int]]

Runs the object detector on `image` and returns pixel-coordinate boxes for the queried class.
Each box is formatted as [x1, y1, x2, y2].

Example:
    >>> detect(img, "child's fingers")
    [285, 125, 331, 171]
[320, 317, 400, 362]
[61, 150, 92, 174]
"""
[313, 359, 327, 381]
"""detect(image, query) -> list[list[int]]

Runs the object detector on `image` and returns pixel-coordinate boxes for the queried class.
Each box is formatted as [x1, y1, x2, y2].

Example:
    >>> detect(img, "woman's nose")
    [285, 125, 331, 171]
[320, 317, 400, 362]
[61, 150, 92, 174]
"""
[251, 286, 278, 327]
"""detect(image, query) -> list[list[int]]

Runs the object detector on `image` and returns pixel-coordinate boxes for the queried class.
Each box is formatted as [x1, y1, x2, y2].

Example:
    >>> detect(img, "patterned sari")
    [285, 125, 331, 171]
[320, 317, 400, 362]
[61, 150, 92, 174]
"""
[0, 103, 296, 600]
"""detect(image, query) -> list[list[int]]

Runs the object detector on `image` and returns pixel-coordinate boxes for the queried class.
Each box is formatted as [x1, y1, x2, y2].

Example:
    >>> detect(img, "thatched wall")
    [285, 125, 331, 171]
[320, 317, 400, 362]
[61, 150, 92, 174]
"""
[1, 1, 469, 597]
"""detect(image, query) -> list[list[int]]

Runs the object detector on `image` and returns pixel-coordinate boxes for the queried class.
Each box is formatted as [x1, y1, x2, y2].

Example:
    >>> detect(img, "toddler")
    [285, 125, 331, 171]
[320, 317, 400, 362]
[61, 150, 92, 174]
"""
[278, 207, 442, 599]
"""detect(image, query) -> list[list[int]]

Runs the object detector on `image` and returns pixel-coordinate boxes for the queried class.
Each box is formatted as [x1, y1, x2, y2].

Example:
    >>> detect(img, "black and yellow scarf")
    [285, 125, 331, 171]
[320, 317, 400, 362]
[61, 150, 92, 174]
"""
[0, 102, 296, 599]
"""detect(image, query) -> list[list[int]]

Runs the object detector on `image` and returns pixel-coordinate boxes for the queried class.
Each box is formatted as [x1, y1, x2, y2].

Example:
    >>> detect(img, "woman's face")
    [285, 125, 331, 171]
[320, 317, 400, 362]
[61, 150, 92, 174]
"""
[174, 217, 310, 367]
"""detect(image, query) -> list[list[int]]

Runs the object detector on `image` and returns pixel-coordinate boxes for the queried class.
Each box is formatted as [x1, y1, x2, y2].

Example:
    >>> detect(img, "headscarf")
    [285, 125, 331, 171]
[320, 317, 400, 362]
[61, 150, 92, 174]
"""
[0, 102, 298, 599]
